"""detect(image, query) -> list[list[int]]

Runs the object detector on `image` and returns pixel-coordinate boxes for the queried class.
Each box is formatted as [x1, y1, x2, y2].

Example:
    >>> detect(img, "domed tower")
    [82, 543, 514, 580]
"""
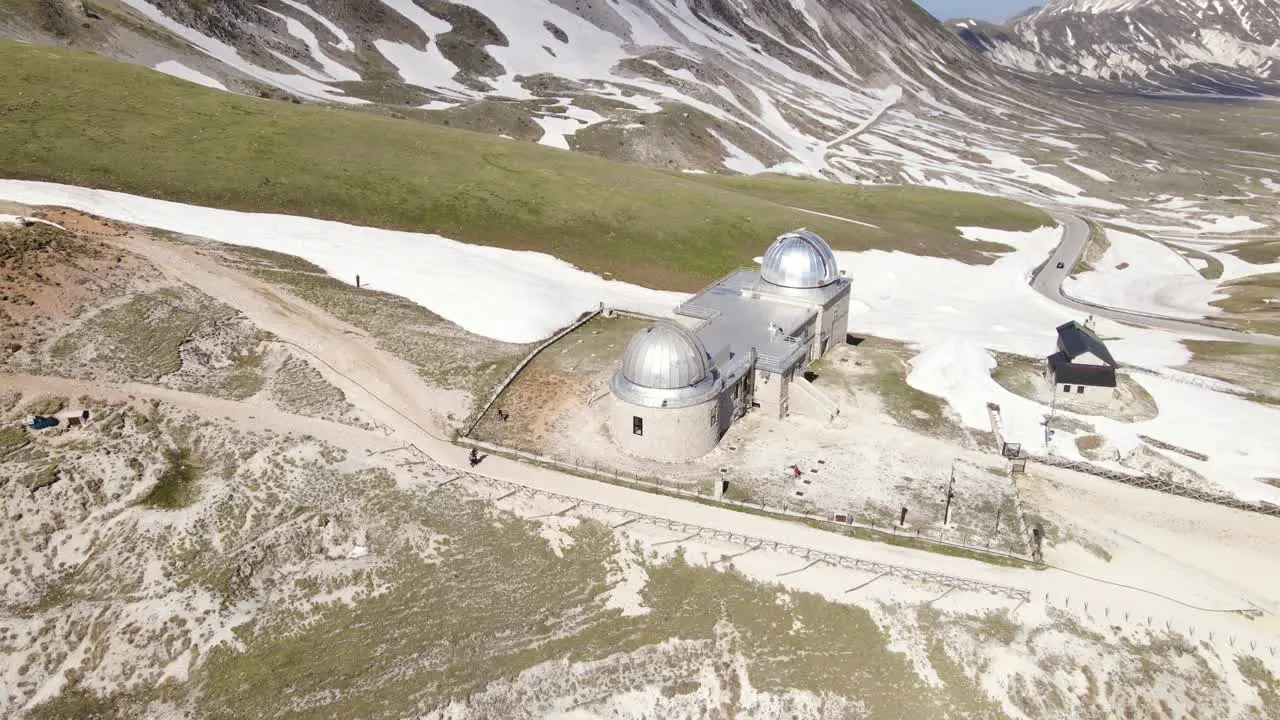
[761, 229, 841, 289]
[609, 321, 726, 461]
[758, 228, 851, 364]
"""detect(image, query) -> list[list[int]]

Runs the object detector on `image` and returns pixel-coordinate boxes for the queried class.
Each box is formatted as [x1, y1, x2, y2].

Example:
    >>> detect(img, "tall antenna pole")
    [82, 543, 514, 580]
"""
[943, 463, 956, 526]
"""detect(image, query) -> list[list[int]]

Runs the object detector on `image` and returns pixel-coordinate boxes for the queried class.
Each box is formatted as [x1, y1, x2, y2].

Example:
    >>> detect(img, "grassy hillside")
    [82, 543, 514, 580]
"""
[0, 41, 1048, 291]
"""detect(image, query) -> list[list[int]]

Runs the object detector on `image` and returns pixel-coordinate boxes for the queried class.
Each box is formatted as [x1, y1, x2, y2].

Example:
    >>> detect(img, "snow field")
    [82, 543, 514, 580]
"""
[1063, 228, 1227, 319]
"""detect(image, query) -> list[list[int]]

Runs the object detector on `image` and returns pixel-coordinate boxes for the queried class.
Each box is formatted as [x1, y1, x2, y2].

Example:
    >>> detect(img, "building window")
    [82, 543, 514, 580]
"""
[1062, 384, 1071, 392]
[1076, 385, 1085, 394]
[632, 416, 643, 436]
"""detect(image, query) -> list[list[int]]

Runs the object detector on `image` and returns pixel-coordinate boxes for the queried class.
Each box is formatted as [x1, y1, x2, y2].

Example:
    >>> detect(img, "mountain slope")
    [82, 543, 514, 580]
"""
[967, 0, 1280, 95]
[0, 0, 1122, 202]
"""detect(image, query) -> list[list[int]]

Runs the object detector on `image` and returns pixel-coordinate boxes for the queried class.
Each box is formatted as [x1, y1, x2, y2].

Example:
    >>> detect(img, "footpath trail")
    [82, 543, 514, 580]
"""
[81, 226, 1280, 638]
[1, 373, 397, 456]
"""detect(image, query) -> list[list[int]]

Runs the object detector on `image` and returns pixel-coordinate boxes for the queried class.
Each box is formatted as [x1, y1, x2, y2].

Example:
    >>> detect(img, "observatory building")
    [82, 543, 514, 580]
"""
[609, 229, 852, 462]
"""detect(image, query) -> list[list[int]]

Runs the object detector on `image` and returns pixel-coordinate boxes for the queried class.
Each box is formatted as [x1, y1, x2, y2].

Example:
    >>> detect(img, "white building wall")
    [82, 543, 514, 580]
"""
[1050, 379, 1118, 405]
[830, 306, 850, 354]
[610, 394, 723, 462]
[753, 367, 791, 419]
[821, 290, 850, 358]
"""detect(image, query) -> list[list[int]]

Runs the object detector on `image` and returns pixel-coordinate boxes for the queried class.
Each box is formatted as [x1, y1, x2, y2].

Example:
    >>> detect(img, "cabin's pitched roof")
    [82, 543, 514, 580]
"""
[1054, 321, 1116, 367]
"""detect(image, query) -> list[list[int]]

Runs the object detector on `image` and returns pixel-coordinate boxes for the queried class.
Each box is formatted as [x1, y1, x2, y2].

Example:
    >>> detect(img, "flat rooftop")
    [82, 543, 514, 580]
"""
[675, 268, 835, 375]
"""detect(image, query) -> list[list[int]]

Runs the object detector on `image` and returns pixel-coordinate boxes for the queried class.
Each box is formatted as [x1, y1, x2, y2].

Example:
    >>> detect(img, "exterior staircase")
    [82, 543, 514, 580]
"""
[791, 377, 845, 427]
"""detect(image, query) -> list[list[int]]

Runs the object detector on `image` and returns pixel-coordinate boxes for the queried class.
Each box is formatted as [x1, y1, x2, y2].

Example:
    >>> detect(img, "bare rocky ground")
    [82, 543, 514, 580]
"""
[2, 209, 1279, 719]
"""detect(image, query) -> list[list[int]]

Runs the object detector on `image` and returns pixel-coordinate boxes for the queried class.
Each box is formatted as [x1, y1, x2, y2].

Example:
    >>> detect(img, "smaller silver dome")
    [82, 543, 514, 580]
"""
[761, 229, 839, 289]
[620, 321, 710, 390]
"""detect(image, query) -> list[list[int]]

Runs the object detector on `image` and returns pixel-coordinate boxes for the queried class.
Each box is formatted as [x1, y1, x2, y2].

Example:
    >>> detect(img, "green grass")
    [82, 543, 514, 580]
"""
[0, 425, 31, 455]
[21, 395, 67, 416]
[0, 41, 1047, 292]
[52, 288, 224, 379]
[1210, 272, 1280, 336]
[863, 348, 966, 440]
[140, 446, 201, 509]
[1222, 239, 1280, 265]
[187, 477, 1002, 718]
[694, 173, 1048, 260]
[1182, 341, 1280, 404]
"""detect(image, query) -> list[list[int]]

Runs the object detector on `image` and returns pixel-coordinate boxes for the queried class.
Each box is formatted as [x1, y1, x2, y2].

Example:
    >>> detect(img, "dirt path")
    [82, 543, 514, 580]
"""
[101, 229, 472, 433]
[3, 373, 398, 456]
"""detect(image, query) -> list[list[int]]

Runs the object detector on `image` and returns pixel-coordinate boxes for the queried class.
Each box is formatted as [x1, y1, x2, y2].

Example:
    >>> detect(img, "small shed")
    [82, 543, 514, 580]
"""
[1045, 320, 1118, 402]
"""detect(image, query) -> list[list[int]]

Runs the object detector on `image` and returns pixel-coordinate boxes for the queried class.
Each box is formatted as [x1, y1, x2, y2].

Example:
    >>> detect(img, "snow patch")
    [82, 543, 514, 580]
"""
[1063, 229, 1226, 320]
[152, 61, 228, 91]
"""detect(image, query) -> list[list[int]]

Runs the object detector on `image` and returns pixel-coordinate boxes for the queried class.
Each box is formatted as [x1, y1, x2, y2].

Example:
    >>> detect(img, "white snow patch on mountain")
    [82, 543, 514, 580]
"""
[118, 0, 366, 104]
[710, 129, 769, 174]
[373, 40, 466, 96]
[262, 8, 360, 82]
[1064, 159, 1114, 182]
[279, 0, 355, 52]
[1189, 214, 1266, 233]
[152, 61, 228, 91]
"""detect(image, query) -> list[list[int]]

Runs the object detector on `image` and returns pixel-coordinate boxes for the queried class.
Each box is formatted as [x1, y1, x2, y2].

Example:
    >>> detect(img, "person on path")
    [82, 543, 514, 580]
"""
[791, 464, 801, 480]
[469, 448, 480, 467]
[356, 274, 361, 289]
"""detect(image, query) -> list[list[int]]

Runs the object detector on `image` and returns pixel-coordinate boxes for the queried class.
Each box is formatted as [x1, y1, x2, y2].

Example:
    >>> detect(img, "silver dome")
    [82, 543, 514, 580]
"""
[619, 321, 710, 389]
[760, 229, 839, 289]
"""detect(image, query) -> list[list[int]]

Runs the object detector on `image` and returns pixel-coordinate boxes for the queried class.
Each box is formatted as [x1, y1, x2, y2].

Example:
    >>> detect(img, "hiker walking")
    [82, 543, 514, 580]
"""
[469, 448, 480, 468]
[356, 274, 361, 289]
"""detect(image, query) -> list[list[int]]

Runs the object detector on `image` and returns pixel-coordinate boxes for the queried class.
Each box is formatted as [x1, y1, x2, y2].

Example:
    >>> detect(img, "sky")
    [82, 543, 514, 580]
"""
[916, 0, 1040, 22]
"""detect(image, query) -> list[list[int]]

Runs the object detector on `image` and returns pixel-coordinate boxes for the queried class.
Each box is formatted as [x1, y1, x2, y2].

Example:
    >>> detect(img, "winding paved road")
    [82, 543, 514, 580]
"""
[1032, 211, 1280, 347]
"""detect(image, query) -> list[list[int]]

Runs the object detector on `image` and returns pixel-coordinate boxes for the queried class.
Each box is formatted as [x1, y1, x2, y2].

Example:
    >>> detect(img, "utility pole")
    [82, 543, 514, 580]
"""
[943, 464, 956, 526]
[1045, 385, 1057, 451]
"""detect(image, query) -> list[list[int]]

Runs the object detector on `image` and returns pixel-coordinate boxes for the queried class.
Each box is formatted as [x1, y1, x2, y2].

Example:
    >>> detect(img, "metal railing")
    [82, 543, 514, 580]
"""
[433, 441, 1033, 601]
[1022, 451, 1280, 518]
[460, 437, 1037, 561]
[462, 308, 602, 438]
